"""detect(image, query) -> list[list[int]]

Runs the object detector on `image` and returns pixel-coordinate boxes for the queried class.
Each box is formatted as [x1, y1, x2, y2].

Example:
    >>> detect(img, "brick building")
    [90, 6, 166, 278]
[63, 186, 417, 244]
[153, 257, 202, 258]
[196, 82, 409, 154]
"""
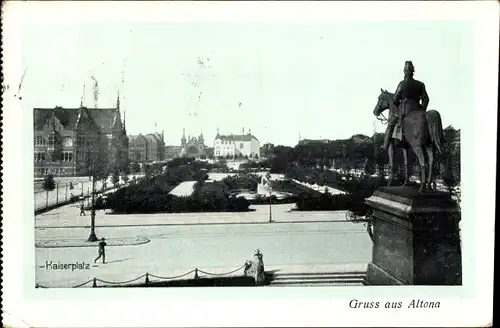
[128, 131, 165, 163]
[33, 98, 128, 177]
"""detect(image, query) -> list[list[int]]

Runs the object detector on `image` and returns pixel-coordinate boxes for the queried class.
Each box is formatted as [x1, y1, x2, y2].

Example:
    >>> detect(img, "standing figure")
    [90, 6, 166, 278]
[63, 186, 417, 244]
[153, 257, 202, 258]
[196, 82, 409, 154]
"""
[94, 238, 107, 264]
[381, 61, 430, 151]
[79, 203, 86, 216]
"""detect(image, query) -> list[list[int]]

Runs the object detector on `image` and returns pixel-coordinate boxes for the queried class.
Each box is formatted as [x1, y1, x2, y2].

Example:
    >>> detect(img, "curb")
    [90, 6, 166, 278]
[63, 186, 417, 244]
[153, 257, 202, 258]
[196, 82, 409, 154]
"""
[35, 237, 151, 248]
[35, 218, 363, 229]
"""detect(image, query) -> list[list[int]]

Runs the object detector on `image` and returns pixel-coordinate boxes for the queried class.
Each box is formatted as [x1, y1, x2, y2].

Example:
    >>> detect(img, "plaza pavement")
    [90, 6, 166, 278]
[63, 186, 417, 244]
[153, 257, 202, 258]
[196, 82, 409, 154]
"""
[35, 201, 370, 287]
[207, 172, 285, 181]
[35, 204, 352, 229]
[292, 179, 346, 195]
[35, 218, 371, 287]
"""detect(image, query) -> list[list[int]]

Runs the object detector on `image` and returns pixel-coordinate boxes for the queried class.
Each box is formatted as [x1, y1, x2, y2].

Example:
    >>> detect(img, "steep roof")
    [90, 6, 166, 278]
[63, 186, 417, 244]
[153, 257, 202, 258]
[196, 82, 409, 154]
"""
[128, 134, 148, 143]
[34, 107, 121, 133]
[145, 133, 163, 144]
[215, 133, 259, 142]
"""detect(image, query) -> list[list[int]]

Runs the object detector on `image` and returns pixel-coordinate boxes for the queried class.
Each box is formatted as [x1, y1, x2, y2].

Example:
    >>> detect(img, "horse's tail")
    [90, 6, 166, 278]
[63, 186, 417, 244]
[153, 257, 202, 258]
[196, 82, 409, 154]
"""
[426, 110, 444, 155]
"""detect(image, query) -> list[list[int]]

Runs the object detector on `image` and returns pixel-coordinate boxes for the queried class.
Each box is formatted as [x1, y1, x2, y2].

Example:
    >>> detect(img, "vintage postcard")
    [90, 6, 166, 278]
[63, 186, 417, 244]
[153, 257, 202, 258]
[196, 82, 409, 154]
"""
[2, 1, 497, 327]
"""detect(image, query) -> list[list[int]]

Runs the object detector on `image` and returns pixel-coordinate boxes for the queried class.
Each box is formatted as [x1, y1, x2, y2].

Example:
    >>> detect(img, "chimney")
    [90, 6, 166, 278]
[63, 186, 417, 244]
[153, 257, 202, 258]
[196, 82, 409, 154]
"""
[162, 130, 164, 142]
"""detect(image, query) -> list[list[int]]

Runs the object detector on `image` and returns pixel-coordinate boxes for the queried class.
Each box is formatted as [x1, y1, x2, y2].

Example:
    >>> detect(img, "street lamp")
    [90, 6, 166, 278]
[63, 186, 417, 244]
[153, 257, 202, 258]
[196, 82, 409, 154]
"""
[267, 172, 273, 223]
[87, 153, 98, 242]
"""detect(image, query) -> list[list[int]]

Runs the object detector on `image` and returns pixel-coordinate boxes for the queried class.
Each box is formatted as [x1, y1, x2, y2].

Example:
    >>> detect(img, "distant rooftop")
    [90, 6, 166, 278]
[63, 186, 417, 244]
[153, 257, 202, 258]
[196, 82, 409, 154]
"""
[215, 133, 259, 142]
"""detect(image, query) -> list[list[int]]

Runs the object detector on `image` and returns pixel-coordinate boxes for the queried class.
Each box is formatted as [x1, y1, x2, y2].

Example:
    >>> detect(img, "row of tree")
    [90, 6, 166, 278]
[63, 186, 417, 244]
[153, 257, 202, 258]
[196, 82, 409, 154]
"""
[244, 126, 460, 186]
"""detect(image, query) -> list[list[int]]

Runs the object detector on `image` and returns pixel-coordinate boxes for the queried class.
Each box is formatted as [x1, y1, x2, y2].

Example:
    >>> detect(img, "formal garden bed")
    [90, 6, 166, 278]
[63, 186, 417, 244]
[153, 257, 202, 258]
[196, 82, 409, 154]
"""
[100, 157, 394, 214]
[106, 161, 253, 214]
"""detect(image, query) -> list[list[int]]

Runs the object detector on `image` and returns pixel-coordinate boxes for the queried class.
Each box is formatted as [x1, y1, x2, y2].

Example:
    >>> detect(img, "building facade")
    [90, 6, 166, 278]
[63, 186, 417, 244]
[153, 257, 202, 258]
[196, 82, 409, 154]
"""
[165, 145, 182, 159]
[180, 128, 206, 158]
[128, 131, 165, 163]
[214, 128, 260, 158]
[128, 134, 148, 162]
[33, 98, 128, 177]
[145, 132, 165, 162]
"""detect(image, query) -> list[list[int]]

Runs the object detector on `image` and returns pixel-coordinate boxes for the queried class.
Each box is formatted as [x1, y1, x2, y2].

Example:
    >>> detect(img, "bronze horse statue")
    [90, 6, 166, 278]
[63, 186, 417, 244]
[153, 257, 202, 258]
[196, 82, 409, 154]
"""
[373, 89, 444, 192]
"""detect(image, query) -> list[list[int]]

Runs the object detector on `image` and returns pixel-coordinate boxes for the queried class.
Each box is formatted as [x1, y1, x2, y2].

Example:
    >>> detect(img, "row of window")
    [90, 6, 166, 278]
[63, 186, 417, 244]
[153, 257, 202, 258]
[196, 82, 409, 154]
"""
[215, 143, 245, 149]
[34, 151, 99, 163]
[34, 136, 102, 147]
[37, 168, 67, 176]
[35, 135, 56, 146]
[35, 152, 74, 162]
[216, 140, 246, 145]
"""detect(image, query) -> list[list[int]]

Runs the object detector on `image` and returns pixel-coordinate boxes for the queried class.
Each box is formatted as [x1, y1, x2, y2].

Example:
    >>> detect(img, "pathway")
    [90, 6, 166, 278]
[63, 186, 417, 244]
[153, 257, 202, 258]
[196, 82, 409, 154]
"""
[35, 204, 353, 229]
[168, 180, 197, 197]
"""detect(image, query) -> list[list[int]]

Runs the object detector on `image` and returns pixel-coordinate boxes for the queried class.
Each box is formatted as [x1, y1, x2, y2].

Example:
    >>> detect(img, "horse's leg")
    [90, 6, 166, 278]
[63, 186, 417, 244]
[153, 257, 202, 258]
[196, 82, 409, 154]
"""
[387, 141, 394, 186]
[425, 146, 434, 190]
[402, 147, 409, 186]
[413, 146, 427, 192]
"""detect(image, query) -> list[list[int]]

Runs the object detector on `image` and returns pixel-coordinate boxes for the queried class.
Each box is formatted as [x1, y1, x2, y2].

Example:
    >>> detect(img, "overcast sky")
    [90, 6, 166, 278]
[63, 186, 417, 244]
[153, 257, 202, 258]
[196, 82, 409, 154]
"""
[21, 21, 472, 146]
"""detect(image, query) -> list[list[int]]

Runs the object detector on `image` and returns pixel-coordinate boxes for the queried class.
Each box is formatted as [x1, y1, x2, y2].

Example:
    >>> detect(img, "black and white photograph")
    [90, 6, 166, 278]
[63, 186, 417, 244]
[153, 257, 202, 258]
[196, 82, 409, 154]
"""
[2, 1, 496, 327]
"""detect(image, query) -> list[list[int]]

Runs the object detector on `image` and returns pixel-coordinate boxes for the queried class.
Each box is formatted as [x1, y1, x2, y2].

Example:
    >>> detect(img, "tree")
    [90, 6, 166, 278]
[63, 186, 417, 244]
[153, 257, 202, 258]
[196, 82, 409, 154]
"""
[42, 174, 56, 208]
[260, 143, 275, 158]
[442, 126, 461, 197]
[131, 162, 141, 173]
[122, 171, 130, 185]
[111, 170, 120, 188]
[134, 151, 142, 162]
[82, 133, 111, 242]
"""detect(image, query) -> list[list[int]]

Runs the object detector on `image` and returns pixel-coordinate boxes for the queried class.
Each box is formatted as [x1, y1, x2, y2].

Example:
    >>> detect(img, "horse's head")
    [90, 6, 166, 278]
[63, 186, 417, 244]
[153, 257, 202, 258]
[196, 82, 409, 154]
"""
[373, 88, 392, 116]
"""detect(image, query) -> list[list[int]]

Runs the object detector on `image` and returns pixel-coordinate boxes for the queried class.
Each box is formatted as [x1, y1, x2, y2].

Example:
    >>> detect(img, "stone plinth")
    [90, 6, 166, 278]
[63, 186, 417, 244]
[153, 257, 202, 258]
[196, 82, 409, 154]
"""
[364, 187, 462, 285]
[244, 250, 266, 285]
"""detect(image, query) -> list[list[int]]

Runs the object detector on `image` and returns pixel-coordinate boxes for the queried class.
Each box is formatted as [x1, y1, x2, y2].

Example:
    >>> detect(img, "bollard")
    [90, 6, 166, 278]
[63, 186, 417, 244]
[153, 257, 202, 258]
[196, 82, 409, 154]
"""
[92, 277, 97, 288]
[194, 268, 199, 279]
[145, 273, 150, 285]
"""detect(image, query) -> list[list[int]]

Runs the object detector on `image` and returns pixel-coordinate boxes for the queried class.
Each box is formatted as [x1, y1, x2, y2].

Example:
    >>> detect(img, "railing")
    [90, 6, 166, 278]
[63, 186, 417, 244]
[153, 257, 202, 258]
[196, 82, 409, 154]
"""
[35, 263, 248, 288]
[34, 176, 146, 213]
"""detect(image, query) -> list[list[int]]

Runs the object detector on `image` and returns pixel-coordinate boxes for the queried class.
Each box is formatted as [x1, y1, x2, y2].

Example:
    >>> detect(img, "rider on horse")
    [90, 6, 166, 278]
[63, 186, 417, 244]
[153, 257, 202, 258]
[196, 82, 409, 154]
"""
[382, 61, 430, 151]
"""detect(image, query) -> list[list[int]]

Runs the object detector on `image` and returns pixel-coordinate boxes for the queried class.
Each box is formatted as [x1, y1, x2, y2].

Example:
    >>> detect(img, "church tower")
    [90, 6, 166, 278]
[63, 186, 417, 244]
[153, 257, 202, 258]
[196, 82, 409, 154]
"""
[181, 128, 186, 146]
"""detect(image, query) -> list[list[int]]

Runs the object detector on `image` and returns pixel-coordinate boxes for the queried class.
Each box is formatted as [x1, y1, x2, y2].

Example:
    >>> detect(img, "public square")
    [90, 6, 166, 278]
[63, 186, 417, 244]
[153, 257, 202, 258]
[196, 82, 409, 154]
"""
[35, 203, 372, 287]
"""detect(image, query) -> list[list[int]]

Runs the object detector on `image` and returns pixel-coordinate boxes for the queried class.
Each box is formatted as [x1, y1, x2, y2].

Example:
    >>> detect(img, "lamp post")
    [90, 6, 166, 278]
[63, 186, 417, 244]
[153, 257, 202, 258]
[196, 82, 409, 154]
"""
[87, 155, 98, 242]
[267, 173, 273, 223]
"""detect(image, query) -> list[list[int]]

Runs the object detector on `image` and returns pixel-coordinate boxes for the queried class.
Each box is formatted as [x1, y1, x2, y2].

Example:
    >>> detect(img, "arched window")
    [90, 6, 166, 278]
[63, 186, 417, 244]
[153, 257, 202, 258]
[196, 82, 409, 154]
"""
[63, 137, 73, 147]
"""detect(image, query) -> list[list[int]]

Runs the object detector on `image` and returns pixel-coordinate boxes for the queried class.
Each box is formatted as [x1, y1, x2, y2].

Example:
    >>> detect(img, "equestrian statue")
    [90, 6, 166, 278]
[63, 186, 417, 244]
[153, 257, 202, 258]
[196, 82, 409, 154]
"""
[373, 61, 444, 192]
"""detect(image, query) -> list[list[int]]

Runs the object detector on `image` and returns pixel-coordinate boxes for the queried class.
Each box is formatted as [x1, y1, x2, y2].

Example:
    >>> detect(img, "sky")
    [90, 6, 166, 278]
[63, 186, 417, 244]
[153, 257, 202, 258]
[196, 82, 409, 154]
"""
[20, 21, 473, 147]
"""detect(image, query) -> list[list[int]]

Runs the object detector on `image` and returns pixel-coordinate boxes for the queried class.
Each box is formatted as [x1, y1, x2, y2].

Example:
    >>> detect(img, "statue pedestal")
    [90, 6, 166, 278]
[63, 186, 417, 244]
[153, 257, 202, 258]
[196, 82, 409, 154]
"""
[364, 187, 462, 285]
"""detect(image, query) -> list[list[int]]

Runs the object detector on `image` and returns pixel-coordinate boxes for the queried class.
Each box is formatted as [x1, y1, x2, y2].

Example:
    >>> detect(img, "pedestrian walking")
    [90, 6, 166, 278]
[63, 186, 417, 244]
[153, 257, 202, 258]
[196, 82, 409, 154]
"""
[94, 238, 107, 264]
[79, 203, 86, 216]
